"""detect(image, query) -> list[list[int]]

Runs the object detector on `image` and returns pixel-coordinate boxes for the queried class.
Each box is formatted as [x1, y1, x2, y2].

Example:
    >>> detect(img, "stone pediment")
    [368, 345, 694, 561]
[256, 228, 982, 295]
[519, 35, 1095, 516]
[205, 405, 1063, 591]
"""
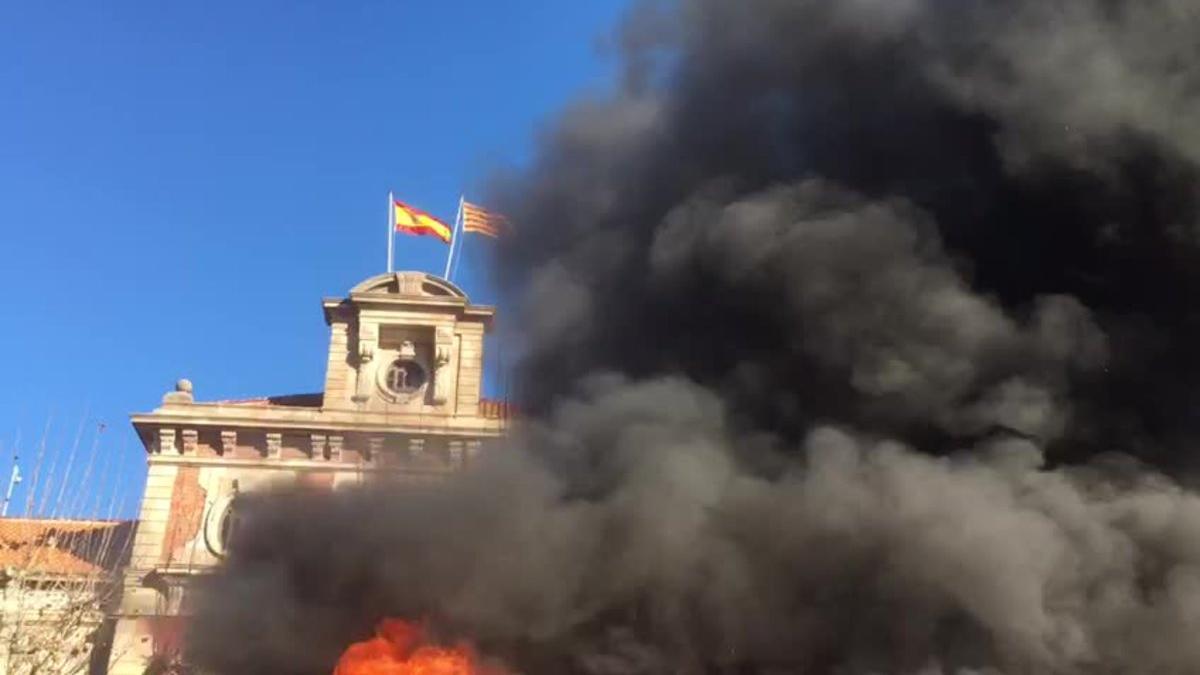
[349, 272, 467, 300]
[327, 271, 493, 328]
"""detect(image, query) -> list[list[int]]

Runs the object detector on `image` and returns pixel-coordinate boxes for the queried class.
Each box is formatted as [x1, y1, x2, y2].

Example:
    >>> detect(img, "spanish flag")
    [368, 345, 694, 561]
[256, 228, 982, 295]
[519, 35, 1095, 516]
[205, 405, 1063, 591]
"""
[393, 199, 452, 243]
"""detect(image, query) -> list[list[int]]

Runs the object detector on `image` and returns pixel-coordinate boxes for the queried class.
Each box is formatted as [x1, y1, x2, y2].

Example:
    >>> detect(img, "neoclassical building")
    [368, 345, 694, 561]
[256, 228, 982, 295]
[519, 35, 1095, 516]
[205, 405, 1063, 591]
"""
[107, 272, 510, 674]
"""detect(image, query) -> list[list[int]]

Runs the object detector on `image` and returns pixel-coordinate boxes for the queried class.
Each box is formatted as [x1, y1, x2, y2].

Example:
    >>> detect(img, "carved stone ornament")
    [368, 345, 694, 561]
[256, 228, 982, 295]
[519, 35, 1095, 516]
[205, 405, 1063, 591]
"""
[398, 340, 417, 360]
[434, 345, 451, 368]
[357, 341, 375, 364]
[353, 340, 377, 403]
[431, 327, 453, 405]
[162, 379, 195, 405]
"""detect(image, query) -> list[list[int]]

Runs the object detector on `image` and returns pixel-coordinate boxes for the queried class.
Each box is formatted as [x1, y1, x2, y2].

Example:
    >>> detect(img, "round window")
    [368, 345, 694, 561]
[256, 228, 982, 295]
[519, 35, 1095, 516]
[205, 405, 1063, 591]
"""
[204, 494, 239, 558]
[384, 359, 426, 395]
[219, 503, 240, 551]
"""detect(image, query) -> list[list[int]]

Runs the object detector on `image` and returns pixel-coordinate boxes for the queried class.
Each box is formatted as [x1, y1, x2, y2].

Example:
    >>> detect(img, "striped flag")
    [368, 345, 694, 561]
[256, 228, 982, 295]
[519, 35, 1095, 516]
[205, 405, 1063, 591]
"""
[394, 199, 452, 243]
[461, 201, 509, 238]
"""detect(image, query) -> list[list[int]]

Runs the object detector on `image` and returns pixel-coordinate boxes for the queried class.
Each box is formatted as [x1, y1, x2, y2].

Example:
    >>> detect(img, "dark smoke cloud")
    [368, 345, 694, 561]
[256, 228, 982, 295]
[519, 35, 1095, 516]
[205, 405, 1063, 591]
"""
[193, 379, 1200, 674]
[190, 1, 1200, 673]
[495, 0, 1200, 462]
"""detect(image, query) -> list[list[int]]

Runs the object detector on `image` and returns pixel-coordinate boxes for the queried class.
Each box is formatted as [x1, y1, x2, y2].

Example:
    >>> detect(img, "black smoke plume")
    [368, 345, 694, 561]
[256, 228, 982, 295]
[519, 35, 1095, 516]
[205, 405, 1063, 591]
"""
[189, 1, 1200, 673]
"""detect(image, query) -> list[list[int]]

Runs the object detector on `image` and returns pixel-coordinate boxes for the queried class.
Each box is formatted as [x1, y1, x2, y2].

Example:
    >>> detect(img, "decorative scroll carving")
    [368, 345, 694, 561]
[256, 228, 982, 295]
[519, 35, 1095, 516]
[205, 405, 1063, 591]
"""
[328, 435, 344, 462]
[466, 440, 482, 464]
[220, 430, 237, 456]
[265, 433, 282, 459]
[310, 434, 327, 461]
[181, 429, 198, 456]
[353, 325, 378, 404]
[431, 326, 454, 405]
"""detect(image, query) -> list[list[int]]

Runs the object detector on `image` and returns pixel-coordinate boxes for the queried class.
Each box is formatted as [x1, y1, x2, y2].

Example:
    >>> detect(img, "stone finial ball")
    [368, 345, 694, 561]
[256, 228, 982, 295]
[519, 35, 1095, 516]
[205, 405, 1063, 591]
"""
[175, 378, 194, 393]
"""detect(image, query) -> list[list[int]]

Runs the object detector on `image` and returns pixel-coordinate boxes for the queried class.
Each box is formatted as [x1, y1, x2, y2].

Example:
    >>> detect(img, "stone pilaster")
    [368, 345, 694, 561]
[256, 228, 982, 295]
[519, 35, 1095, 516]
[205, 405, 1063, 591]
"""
[322, 320, 352, 408]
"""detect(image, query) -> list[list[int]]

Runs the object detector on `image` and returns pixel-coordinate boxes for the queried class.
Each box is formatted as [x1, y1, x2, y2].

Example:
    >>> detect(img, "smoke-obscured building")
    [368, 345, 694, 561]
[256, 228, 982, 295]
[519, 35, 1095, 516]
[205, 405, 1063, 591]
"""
[106, 272, 510, 674]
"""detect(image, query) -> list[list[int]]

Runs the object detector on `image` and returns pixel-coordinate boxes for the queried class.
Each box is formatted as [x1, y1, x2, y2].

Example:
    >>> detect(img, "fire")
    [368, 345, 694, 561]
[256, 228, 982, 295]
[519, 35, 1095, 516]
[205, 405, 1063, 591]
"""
[333, 618, 504, 675]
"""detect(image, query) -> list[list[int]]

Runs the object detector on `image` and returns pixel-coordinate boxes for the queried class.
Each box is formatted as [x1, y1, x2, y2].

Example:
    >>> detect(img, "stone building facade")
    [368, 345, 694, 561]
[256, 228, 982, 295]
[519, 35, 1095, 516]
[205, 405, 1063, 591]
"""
[106, 272, 510, 674]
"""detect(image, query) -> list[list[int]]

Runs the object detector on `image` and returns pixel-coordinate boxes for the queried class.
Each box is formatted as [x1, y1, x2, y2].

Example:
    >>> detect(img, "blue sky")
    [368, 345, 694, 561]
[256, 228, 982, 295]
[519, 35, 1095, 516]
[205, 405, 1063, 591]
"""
[0, 1, 630, 518]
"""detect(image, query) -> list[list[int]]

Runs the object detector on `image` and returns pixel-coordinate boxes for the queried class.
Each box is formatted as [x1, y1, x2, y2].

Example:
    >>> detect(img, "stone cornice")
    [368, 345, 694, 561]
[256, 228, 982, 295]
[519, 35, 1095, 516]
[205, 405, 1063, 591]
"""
[129, 399, 506, 459]
[143, 454, 465, 472]
[321, 296, 495, 326]
[131, 408, 506, 436]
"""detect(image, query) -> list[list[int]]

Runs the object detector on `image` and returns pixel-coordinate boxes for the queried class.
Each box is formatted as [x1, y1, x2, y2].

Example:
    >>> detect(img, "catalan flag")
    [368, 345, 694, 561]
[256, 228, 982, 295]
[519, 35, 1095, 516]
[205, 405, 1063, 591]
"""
[461, 201, 509, 238]
[393, 199, 452, 243]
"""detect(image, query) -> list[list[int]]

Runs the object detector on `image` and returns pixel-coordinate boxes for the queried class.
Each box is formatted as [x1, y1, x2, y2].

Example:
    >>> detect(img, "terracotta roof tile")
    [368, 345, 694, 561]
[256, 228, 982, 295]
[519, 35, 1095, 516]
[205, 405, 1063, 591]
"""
[206, 393, 324, 408]
[0, 518, 133, 577]
[0, 547, 102, 575]
[480, 398, 517, 420]
[204, 392, 515, 418]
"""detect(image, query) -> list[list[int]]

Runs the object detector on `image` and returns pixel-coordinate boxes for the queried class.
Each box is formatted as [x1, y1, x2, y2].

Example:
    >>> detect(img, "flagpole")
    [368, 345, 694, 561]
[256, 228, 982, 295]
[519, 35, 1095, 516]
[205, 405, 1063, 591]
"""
[2, 460, 20, 517]
[387, 191, 395, 273]
[442, 195, 464, 280]
[450, 219, 467, 281]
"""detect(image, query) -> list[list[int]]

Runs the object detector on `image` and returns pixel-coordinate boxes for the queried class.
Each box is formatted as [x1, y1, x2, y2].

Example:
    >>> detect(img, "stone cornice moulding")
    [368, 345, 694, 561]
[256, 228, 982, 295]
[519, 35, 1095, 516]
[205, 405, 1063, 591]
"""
[130, 411, 507, 435]
[321, 297, 495, 327]
[144, 454, 466, 473]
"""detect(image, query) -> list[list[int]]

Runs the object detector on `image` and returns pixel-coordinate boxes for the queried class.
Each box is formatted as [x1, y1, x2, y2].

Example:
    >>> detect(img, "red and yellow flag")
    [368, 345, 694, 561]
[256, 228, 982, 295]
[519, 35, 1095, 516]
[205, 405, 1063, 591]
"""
[461, 201, 509, 238]
[393, 199, 452, 243]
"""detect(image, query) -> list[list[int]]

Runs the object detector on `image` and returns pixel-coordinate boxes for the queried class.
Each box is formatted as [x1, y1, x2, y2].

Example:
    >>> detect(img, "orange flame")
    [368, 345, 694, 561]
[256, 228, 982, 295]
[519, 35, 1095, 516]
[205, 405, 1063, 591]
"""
[333, 618, 504, 675]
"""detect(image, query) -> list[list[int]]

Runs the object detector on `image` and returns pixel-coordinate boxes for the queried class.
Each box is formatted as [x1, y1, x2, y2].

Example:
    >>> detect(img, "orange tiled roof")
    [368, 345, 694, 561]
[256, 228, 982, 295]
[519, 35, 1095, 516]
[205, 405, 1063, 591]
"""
[0, 518, 132, 577]
[207, 393, 324, 408]
[479, 398, 517, 420]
